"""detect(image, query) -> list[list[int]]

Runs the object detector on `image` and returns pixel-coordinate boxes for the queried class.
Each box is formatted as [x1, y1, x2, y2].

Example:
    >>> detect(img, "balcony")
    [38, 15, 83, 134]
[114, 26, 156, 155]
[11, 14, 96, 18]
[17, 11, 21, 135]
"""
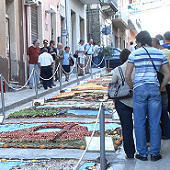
[80, 0, 101, 4]
[112, 10, 128, 30]
[80, 0, 118, 11]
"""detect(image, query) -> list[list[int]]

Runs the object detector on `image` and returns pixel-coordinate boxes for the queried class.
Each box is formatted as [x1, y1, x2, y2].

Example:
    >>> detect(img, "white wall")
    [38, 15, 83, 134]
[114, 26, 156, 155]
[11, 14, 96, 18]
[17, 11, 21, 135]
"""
[66, 0, 86, 53]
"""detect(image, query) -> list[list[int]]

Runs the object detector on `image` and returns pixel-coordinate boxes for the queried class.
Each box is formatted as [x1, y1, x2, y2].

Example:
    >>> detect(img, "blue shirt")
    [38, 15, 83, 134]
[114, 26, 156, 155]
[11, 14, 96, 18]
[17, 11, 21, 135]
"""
[85, 43, 95, 55]
[128, 46, 168, 88]
[62, 51, 73, 66]
[161, 43, 170, 49]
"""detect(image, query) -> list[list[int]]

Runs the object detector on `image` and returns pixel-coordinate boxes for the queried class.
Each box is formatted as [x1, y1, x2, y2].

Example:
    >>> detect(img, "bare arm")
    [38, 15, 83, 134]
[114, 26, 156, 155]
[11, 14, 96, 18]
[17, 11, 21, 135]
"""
[111, 71, 118, 84]
[125, 63, 134, 89]
[38, 63, 41, 68]
[160, 63, 170, 91]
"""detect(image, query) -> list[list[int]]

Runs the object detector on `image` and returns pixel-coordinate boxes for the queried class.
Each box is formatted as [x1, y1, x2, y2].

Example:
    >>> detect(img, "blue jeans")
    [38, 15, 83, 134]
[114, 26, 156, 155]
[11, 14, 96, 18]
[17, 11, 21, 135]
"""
[133, 83, 162, 156]
[29, 64, 40, 88]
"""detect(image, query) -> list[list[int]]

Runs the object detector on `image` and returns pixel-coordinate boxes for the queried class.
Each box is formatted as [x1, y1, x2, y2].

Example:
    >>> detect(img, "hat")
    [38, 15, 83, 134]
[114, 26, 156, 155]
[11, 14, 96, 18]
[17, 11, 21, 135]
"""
[43, 39, 48, 44]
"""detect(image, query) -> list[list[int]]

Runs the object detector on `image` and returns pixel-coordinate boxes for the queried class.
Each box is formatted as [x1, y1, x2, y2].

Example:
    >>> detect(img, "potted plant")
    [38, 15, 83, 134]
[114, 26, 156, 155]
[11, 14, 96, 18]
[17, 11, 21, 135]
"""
[98, 46, 114, 72]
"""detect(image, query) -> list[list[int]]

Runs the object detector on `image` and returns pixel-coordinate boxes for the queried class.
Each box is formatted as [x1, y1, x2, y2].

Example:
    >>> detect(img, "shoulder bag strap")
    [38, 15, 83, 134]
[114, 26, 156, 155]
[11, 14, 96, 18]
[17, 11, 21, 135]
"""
[142, 46, 158, 72]
[86, 44, 91, 54]
[118, 67, 125, 86]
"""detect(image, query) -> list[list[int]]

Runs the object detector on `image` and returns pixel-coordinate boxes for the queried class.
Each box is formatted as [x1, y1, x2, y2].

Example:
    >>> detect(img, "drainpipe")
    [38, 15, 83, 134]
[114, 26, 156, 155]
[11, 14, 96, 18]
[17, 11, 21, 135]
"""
[65, 0, 68, 46]
[19, 0, 25, 85]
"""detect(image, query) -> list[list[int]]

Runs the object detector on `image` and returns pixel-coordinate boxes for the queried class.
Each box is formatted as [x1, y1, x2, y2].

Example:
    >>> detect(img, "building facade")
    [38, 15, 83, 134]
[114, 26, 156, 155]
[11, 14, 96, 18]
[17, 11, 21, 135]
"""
[0, 0, 25, 85]
[112, 0, 129, 49]
[85, 0, 118, 46]
[0, 0, 87, 87]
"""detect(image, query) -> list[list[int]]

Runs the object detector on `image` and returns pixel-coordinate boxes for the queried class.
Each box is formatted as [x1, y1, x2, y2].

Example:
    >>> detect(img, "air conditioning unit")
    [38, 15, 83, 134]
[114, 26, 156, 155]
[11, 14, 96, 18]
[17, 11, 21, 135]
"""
[24, 0, 38, 5]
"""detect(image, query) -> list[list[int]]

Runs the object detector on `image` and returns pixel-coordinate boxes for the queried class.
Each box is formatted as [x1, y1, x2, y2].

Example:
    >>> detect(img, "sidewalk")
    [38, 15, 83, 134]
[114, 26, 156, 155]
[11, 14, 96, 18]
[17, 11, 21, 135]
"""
[0, 68, 105, 115]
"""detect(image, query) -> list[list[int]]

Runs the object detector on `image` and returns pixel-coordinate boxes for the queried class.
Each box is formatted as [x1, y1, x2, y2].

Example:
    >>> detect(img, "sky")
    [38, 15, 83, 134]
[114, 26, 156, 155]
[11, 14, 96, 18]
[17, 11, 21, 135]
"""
[130, 1, 170, 37]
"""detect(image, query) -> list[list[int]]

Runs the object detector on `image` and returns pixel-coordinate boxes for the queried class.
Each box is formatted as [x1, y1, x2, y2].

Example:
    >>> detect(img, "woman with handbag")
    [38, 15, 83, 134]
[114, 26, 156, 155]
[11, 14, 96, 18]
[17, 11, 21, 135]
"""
[111, 49, 136, 159]
[62, 46, 73, 81]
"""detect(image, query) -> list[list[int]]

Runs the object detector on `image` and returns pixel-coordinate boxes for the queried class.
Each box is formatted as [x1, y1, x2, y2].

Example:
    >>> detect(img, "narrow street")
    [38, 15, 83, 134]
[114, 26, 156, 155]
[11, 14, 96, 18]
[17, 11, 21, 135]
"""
[0, 0, 170, 170]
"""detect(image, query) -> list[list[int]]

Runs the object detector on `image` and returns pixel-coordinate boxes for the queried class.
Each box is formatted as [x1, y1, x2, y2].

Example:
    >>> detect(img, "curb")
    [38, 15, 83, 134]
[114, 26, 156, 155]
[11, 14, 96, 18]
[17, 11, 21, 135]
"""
[2, 69, 105, 112]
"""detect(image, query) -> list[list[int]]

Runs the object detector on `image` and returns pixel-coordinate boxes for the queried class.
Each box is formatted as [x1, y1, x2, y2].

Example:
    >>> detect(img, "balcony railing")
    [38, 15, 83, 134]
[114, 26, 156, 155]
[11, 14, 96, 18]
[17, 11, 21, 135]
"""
[115, 10, 128, 25]
[80, 0, 118, 10]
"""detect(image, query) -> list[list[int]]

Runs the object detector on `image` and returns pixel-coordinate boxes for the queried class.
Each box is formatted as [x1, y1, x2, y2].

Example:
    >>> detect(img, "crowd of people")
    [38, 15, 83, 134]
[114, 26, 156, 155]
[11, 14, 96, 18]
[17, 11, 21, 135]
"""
[27, 39, 102, 90]
[112, 31, 170, 161]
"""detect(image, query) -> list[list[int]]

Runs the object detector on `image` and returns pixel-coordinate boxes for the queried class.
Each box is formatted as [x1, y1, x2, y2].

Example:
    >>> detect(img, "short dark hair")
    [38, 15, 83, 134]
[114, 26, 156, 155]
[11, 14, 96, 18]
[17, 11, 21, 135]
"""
[164, 31, 170, 41]
[155, 34, 163, 40]
[130, 41, 133, 45]
[50, 40, 55, 45]
[42, 48, 48, 53]
[119, 49, 131, 64]
[136, 31, 152, 46]
[64, 46, 70, 50]
[152, 38, 160, 46]
[80, 40, 84, 43]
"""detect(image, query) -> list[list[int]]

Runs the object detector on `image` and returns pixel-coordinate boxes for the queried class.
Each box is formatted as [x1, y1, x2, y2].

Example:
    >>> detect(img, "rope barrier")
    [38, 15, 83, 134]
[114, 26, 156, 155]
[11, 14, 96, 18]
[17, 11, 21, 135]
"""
[77, 55, 92, 70]
[91, 56, 105, 67]
[36, 63, 60, 81]
[3, 68, 35, 91]
[74, 103, 103, 170]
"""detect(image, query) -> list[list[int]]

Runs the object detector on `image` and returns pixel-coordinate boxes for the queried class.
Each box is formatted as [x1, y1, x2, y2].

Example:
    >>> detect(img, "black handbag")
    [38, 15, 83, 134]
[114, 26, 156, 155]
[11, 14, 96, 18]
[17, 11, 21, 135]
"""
[69, 57, 74, 66]
[73, 53, 78, 58]
[108, 67, 133, 99]
[142, 47, 164, 84]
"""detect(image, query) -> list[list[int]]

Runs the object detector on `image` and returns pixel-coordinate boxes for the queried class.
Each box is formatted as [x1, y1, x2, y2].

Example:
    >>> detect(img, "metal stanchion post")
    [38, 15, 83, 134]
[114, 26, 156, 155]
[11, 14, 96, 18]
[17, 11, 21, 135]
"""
[59, 63, 62, 92]
[100, 103, 105, 170]
[33, 70, 38, 99]
[0, 74, 5, 117]
[90, 56, 93, 79]
[76, 58, 79, 85]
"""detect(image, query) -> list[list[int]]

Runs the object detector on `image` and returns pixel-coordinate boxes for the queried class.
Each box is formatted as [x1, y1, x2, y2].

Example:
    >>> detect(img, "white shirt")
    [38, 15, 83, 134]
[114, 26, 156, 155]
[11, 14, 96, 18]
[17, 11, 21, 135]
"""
[94, 45, 101, 56]
[38, 52, 53, 66]
[111, 61, 135, 108]
[77, 44, 85, 58]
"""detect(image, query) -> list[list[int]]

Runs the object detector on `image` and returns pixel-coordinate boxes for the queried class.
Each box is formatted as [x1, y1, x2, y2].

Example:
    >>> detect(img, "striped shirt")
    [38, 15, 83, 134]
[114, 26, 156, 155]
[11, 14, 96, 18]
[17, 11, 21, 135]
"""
[128, 46, 168, 88]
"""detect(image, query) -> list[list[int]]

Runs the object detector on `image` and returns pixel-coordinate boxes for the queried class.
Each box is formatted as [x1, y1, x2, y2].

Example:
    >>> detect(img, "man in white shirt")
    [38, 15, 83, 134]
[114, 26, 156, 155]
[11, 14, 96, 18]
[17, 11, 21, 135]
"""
[93, 42, 101, 68]
[38, 48, 54, 90]
[84, 39, 95, 74]
[76, 40, 85, 76]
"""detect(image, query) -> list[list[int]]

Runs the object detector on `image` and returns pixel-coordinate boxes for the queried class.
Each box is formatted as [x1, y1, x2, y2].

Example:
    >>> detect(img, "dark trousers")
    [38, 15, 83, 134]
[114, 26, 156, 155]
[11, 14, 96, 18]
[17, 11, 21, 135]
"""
[161, 93, 170, 139]
[41, 66, 52, 89]
[166, 84, 170, 114]
[115, 100, 135, 157]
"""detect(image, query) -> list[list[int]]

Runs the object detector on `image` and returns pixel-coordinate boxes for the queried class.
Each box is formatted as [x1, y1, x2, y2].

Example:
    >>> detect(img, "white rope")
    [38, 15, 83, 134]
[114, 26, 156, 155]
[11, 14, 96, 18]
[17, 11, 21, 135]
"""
[3, 68, 35, 91]
[74, 103, 103, 170]
[91, 56, 105, 67]
[61, 61, 77, 75]
[77, 55, 92, 70]
[36, 63, 60, 81]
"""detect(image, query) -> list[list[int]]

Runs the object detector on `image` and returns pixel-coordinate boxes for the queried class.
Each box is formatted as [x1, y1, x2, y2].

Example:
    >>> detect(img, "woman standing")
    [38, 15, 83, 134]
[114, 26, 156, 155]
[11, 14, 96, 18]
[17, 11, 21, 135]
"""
[112, 49, 135, 159]
[62, 46, 73, 81]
